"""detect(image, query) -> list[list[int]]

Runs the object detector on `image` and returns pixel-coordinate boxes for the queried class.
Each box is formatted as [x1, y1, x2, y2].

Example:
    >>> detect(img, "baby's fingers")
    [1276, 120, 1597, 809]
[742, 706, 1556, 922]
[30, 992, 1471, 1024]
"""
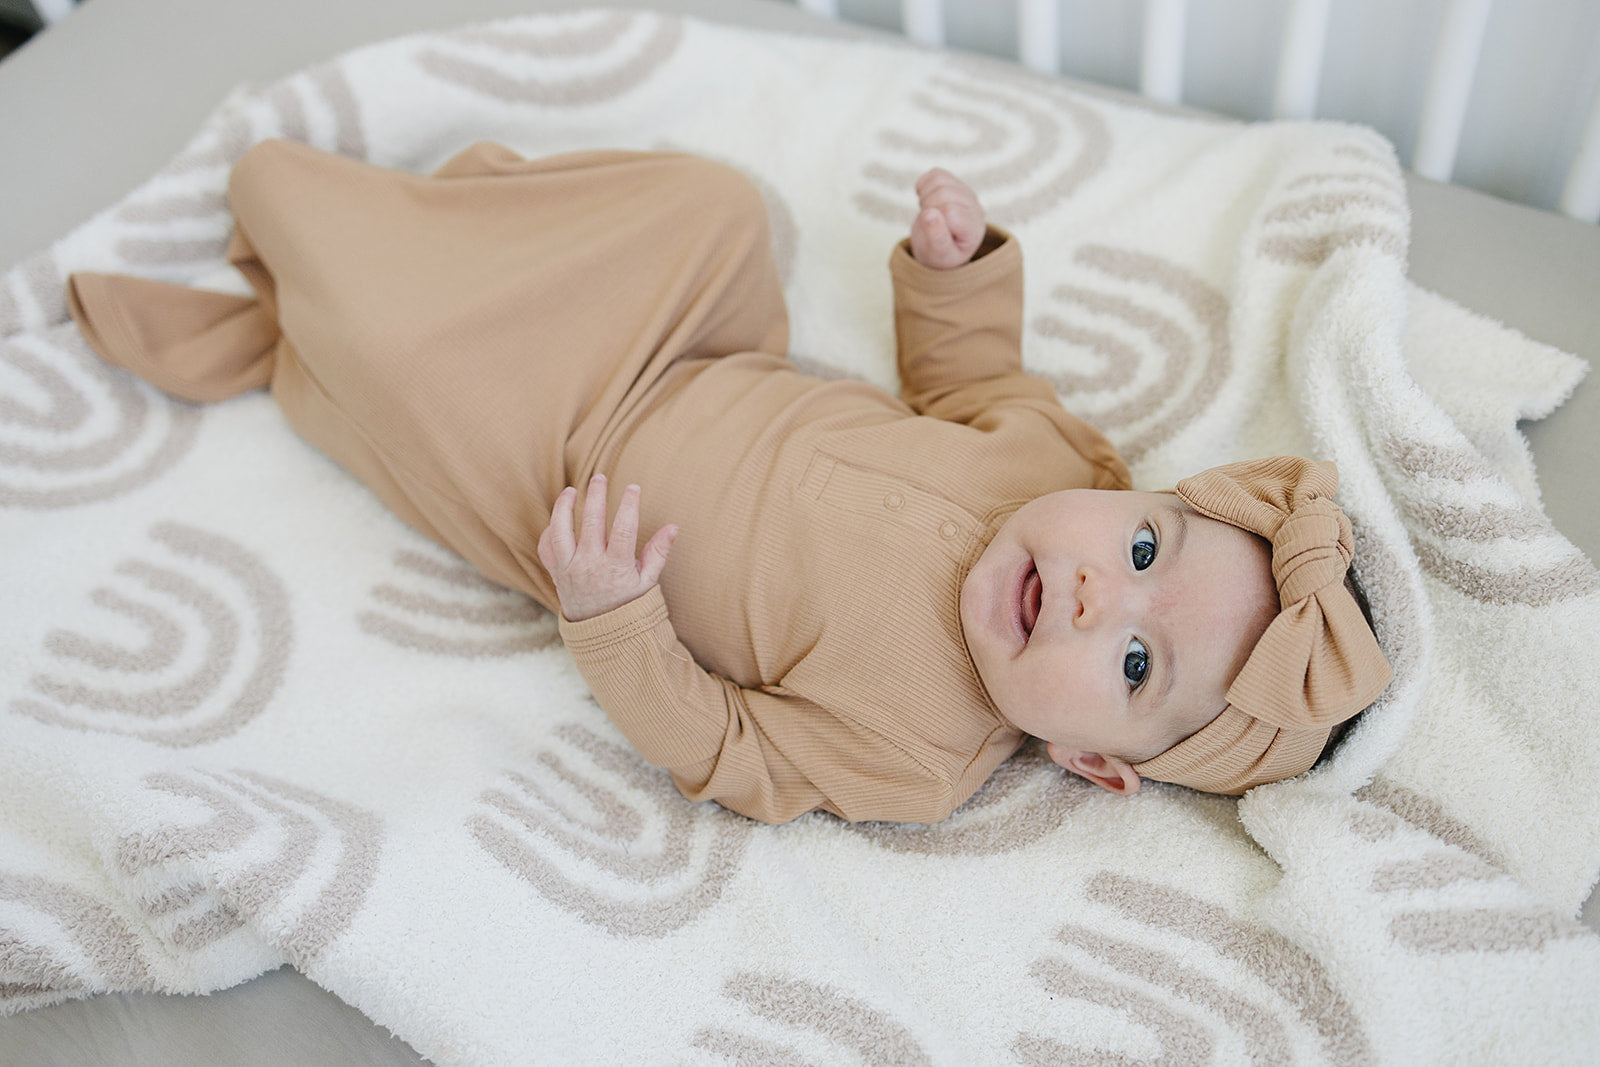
[911, 209, 963, 269]
[918, 207, 952, 244]
[578, 473, 609, 550]
[915, 167, 958, 199]
[638, 524, 678, 587]
[608, 483, 643, 558]
[540, 486, 579, 568]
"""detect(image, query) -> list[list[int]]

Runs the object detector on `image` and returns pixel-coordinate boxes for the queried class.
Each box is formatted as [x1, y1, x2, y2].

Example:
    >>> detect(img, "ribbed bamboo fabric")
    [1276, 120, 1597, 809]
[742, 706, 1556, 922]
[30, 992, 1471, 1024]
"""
[1132, 457, 1393, 794]
[67, 141, 1132, 823]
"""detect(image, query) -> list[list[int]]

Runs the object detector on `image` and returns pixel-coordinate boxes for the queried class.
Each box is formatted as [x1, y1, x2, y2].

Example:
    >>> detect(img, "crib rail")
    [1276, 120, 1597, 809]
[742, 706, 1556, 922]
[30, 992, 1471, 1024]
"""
[795, 0, 1600, 223]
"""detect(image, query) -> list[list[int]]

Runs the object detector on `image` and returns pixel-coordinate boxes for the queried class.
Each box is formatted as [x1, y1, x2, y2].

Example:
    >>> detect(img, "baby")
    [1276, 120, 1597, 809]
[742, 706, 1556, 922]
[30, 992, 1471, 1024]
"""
[67, 140, 1391, 823]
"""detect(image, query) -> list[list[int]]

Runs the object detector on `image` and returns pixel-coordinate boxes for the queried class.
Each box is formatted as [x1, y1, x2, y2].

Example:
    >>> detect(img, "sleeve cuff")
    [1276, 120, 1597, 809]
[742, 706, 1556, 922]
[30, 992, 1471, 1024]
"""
[557, 585, 669, 654]
[889, 226, 1019, 293]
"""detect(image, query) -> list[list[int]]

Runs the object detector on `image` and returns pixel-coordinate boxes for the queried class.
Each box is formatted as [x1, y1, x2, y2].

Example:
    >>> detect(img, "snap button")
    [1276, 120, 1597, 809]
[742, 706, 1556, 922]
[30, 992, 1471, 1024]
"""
[939, 521, 959, 539]
[883, 492, 904, 511]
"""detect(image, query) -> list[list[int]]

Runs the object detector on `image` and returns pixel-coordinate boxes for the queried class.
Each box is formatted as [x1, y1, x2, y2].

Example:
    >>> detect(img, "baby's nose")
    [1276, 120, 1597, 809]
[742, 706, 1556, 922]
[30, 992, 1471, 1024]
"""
[1074, 567, 1134, 627]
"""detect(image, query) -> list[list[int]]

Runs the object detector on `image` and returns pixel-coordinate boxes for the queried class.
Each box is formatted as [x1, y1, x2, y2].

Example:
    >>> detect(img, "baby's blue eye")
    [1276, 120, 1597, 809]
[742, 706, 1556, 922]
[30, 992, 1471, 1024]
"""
[1131, 526, 1157, 571]
[1124, 637, 1149, 689]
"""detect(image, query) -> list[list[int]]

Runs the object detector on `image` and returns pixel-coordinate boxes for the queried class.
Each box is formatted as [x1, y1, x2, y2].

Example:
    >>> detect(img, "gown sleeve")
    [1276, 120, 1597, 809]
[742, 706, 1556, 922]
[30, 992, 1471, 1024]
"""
[557, 588, 966, 825]
[891, 228, 1132, 489]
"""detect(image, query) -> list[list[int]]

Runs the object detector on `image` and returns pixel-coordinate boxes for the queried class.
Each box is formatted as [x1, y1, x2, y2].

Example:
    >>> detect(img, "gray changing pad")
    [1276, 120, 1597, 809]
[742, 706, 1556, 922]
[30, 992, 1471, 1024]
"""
[1, 1, 1595, 1063]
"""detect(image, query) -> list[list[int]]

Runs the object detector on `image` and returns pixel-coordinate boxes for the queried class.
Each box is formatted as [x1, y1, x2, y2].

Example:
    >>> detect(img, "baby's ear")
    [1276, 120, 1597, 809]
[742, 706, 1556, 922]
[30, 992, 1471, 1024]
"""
[1046, 744, 1142, 795]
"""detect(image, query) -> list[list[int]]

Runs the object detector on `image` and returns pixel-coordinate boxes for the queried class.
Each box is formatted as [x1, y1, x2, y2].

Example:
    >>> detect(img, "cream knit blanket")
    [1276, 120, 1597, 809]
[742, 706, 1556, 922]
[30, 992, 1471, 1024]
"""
[3, 11, 1598, 1063]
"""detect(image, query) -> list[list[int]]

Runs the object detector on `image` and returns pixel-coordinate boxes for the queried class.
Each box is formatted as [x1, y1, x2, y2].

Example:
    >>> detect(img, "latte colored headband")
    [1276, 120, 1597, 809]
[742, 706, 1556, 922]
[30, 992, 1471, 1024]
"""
[1132, 456, 1392, 794]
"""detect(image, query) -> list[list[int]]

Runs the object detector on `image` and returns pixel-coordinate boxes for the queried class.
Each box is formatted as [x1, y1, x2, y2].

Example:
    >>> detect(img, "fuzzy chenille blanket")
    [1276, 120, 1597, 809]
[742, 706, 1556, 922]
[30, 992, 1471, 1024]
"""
[3, 10, 1599, 1063]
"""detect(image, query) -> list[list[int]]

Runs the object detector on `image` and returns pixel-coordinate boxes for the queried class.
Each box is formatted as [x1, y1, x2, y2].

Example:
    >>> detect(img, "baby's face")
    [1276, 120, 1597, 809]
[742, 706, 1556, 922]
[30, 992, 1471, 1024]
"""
[960, 489, 1278, 793]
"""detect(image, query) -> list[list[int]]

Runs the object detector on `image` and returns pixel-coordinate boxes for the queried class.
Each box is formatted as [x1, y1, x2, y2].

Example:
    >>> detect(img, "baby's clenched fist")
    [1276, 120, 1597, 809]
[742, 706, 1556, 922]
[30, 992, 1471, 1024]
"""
[909, 168, 987, 270]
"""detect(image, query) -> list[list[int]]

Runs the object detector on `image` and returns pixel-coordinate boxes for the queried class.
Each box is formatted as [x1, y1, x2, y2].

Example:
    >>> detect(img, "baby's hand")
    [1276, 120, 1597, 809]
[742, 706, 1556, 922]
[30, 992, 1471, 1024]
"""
[909, 168, 987, 270]
[537, 475, 677, 622]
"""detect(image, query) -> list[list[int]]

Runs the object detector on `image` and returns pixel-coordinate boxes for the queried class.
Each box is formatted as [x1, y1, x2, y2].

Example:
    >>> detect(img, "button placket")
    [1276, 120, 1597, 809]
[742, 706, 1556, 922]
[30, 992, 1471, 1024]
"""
[803, 451, 979, 562]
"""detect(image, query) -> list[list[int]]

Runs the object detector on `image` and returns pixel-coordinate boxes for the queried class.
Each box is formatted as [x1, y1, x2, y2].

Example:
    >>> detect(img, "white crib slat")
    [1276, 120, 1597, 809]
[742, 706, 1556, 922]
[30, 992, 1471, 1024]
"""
[1273, 0, 1332, 120]
[902, 0, 945, 47]
[1141, 0, 1188, 104]
[1559, 80, 1600, 223]
[796, 0, 839, 19]
[1017, 0, 1061, 74]
[1412, 0, 1493, 181]
[31, 0, 75, 22]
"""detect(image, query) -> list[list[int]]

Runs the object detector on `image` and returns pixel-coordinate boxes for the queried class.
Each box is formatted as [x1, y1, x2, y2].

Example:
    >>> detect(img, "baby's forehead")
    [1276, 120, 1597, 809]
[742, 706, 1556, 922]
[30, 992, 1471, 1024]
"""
[1099, 488, 1195, 528]
[1126, 489, 1183, 509]
[1155, 513, 1280, 736]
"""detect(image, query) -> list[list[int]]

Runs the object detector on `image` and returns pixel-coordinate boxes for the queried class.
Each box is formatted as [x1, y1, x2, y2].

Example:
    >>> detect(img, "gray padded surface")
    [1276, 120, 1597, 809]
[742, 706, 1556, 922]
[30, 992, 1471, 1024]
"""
[1404, 173, 1600, 566]
[1, 1, 1596, 1063]
[0, 967, 427, 1066]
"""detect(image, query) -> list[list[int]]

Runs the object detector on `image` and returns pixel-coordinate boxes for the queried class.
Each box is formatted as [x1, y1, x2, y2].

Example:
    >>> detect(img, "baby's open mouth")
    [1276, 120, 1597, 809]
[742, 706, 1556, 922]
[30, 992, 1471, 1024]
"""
[1019, 563, 1042, 639]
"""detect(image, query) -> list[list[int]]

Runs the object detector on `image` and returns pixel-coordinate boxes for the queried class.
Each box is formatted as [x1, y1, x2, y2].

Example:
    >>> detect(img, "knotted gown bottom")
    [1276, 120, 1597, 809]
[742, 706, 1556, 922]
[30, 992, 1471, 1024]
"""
[68, 139, 791, 610]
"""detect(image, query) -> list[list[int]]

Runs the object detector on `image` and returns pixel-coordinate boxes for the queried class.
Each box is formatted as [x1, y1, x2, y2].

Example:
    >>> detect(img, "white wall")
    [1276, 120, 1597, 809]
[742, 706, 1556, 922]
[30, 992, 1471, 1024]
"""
[829, 0, 1600, 216]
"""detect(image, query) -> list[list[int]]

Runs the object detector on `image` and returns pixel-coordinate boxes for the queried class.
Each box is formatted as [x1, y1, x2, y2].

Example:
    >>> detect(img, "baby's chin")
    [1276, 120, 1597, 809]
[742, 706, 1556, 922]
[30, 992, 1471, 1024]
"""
[956, 541, 999, 638]
[957, 546, 1021, 680]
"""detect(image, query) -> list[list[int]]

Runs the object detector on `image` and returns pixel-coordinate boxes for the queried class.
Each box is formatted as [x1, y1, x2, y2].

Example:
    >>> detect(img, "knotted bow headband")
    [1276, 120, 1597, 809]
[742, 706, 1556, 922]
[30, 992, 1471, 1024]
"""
[1132, 456, 1392, 794]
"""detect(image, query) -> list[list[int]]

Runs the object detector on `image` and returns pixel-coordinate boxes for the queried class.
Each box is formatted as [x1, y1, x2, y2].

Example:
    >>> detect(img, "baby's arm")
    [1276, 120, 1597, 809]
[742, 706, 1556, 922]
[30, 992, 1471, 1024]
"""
[559, 594, 957, 823]
[538, 479, 954, 824]
[895, 174, 1133, 481]
[892, 172, 1034, 420]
